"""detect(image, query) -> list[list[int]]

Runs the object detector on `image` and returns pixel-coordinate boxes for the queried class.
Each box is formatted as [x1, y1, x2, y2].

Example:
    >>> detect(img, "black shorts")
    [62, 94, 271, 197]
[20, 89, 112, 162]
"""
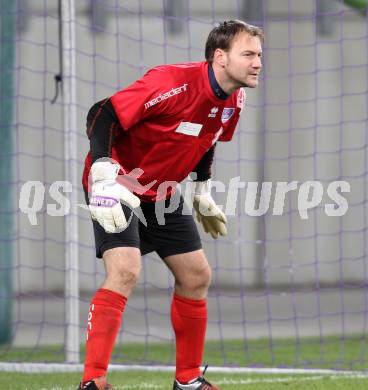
[85, 191, 202, 259]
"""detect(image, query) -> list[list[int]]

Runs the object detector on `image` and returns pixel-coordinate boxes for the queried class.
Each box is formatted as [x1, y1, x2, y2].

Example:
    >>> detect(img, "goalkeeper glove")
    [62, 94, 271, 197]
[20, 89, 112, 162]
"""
[192, 180, 227, 239]
[88, 160, 140, 233]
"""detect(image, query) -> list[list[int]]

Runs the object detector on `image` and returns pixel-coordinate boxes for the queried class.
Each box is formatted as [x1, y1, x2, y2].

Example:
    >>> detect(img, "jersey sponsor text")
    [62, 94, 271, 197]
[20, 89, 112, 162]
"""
[144, 83, 188, 109]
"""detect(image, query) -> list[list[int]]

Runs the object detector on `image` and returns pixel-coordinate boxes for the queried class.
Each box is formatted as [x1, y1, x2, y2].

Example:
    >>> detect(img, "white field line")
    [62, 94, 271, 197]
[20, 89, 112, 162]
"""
[217, 374, 368, 385]
[1, 363, 368, 376]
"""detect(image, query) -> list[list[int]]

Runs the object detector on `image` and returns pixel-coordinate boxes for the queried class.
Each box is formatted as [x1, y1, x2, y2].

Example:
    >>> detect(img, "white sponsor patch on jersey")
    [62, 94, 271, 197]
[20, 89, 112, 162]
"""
[175, 122, 203, 136]
[144, 83, 188, 109]
[221, 107, 235, 123]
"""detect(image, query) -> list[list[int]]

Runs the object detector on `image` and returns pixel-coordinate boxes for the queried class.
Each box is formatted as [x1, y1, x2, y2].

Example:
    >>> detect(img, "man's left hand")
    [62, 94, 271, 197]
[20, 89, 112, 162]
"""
[192, 180, 227, 239]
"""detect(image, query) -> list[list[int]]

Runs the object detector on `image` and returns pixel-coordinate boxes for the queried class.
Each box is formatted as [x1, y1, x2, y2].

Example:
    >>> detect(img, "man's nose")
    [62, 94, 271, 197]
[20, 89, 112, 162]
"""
[253, 56, 262, 69]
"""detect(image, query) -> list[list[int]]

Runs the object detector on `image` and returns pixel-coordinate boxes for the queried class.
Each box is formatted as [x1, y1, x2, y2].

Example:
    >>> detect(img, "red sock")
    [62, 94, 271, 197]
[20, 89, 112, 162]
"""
[171, 293, 207, 383]
[82, 288, 127, 383]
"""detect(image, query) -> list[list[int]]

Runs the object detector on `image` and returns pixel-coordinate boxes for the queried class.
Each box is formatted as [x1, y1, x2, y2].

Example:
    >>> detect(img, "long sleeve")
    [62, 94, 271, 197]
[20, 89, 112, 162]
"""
[192, 144, 216, 181]
[86, 98, 120, 164]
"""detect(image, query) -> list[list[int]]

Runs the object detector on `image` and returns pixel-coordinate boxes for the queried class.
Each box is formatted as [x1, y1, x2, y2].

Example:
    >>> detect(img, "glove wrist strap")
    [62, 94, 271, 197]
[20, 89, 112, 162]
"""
[91, 159, 121, 182]
[193, 179, 211, 196]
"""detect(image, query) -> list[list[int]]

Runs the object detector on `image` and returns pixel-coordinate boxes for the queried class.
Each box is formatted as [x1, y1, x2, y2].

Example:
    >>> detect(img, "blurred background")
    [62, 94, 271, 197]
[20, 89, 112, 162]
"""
[0, 0, 367, 369]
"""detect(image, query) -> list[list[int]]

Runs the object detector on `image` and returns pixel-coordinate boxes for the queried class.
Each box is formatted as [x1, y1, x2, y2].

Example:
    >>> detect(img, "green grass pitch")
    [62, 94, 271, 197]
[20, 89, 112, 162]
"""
[1, 336, 368, 389]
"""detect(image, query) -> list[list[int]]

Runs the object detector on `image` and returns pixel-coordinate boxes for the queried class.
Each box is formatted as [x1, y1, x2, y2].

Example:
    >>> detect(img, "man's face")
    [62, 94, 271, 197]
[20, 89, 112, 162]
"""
[221, 32, 262, 88]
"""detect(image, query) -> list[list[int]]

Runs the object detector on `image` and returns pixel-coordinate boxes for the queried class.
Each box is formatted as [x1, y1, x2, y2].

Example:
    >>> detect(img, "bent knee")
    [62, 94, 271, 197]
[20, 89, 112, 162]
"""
[178, 263, 212, 292]
[104, 247, 141, 288]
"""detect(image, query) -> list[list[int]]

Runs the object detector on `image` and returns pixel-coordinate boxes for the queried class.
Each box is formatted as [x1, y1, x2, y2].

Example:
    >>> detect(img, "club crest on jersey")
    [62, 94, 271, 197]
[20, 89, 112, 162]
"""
[221, 107, 235, 123]
[208, 107, 219, 118]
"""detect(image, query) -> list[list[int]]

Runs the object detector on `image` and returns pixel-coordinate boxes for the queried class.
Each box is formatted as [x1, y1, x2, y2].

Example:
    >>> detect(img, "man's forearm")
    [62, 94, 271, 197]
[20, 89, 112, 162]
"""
[193, 144, 216, 181]
[87, 98, 120, 163]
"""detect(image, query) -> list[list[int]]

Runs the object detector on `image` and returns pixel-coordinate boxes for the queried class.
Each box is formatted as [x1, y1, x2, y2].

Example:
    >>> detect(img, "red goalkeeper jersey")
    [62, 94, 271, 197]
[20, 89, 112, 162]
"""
[82, 61, 245, 201]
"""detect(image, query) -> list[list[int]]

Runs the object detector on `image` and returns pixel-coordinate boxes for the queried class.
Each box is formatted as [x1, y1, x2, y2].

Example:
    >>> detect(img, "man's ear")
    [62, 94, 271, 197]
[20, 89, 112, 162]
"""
[214, 48, 226, 67]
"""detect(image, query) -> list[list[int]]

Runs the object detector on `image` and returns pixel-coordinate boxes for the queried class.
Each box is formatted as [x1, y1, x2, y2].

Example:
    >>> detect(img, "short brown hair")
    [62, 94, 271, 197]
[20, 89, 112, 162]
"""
[205, 20, 264, 63]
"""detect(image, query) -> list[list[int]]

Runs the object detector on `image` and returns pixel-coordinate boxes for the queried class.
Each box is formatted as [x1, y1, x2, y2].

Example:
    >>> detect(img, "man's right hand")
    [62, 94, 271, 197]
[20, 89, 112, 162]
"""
[88, 160, 140, 233]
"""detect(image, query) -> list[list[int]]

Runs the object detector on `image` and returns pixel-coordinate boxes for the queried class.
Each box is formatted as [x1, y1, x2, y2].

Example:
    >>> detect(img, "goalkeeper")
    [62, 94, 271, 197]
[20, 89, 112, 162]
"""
[78, 20, 263, 390]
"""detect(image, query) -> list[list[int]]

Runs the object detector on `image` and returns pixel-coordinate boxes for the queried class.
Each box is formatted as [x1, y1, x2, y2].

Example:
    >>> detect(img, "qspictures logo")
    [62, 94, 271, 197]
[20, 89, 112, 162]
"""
[144, 83, 188, 109]
[18, 176, 351, 227]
